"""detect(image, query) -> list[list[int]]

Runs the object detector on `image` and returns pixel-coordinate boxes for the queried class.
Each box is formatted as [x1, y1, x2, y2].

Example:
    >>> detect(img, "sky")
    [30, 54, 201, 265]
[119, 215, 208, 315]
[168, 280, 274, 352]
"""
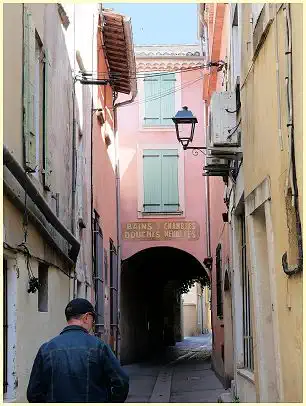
[103, 3, 199, 45]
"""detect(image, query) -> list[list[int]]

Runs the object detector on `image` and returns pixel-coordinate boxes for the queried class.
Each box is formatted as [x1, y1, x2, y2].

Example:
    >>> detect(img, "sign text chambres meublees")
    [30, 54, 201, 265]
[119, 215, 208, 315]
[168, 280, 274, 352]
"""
[122, 221, 200, 241]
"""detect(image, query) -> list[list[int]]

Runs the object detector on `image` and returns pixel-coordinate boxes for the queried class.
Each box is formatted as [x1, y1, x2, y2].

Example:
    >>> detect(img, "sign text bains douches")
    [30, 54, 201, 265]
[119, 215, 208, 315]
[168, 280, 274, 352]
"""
[122, 221, 200, 241]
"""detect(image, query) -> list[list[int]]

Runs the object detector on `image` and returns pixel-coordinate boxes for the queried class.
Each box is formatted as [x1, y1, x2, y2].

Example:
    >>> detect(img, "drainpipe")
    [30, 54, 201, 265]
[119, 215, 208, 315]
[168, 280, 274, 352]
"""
[71, 79, 77, 236]
[282, 3, 303, 276]
[75, 48, 95, 302]
[274, 7, 284, 151]
[206, 176, 211, 258]
[113, 15, 137, 359]
[113, 97, 135, 358]
[204, 102, 212, 260]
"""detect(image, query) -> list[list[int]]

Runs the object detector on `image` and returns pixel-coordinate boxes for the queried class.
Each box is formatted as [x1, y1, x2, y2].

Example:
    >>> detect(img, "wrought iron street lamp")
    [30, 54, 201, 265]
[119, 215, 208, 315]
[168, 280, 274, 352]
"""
[172, 106, 198, 149]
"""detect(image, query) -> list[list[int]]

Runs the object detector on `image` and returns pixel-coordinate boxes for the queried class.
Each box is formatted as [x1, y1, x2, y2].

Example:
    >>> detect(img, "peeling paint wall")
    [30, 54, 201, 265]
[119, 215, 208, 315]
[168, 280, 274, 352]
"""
[3, 3, 73, 259]
[3, 254, 18, 401]
[15, 255, 70, 402]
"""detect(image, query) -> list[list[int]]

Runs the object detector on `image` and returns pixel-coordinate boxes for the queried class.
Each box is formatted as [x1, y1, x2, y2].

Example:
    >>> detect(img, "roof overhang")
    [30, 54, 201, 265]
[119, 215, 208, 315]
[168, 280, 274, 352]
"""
[101, 9, 137, 95]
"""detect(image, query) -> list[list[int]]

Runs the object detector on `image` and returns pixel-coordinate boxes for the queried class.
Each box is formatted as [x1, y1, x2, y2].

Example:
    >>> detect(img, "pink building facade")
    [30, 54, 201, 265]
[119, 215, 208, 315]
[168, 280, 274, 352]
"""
[117, 45, 209, 363]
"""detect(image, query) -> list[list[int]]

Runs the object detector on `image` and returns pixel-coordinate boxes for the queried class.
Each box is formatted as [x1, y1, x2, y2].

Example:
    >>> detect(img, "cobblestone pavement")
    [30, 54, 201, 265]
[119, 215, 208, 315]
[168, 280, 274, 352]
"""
[123, 333, 225, 403]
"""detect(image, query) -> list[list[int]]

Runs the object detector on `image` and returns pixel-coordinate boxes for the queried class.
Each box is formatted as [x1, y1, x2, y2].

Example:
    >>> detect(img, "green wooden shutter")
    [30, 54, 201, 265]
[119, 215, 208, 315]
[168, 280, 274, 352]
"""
[160, 73, 176, 126]
[161, 149, 179, 212]
[23, 7, 36, 172]
[144, 76, 161, 126]
[43, 49, 51, 190]
[143, 149, 162, 212]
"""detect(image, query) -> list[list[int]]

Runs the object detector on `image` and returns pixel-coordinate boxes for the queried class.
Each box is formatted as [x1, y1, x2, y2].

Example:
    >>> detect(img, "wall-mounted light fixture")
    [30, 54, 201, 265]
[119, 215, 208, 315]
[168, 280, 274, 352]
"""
[172, 106, 207, 156]
[172, 106, 198, 149]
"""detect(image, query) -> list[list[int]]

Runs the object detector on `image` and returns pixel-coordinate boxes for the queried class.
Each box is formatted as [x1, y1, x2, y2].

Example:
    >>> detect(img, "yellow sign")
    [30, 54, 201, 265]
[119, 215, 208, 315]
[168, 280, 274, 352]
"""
[122, 221, 200, 241]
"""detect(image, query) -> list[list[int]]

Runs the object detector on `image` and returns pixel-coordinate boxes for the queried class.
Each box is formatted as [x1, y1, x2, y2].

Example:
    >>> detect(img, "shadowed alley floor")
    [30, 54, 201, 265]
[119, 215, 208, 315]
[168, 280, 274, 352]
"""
[123, 333, 225, 403]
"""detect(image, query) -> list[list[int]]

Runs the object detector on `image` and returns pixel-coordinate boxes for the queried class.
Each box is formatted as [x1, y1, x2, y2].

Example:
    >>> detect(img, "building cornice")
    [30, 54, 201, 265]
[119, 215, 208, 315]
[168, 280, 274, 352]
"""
[136, 59, 204, 72]
[135, 44, 202, 57]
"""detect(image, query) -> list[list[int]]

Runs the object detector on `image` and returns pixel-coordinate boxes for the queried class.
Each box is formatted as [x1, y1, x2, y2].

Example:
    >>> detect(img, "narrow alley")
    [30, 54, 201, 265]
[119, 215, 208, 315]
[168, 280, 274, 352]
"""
[124, 334, 225, 403]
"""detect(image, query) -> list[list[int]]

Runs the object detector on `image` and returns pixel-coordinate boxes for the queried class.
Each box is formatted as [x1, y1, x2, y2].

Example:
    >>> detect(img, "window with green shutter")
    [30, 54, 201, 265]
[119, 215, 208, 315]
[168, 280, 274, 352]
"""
[23, 7, 36, 172]
[160, 74, 176, 126]
[23, 7, 51, 189]
[144, 77, 160, 127]
[143, 149, 180, 214]
[143, 73, 176, 127]
[43, 49, 51, 190]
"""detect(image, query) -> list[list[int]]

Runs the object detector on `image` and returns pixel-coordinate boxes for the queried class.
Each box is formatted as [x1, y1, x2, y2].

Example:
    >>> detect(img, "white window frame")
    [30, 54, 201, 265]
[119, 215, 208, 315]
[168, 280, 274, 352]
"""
[245, 177, 283, 401]
[231, 190, 256, 390]
[137, 143, 185, 219]
[240, 212, 254, 372]
[138, 72, 182, 132]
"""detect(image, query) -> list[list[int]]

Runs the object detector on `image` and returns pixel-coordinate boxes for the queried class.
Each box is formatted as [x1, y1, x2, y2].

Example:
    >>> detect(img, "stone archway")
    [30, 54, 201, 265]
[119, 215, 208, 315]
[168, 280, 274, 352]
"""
[120, 246, 209, 364]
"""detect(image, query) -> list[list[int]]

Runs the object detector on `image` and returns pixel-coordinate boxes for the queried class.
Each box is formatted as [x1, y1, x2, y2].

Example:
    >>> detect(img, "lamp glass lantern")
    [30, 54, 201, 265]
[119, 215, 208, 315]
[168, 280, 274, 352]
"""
[172, 106, 198, 149]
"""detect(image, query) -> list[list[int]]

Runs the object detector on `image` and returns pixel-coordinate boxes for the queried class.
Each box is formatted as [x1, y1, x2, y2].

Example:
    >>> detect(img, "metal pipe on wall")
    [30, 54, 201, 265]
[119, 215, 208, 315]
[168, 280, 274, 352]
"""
[204, 102, 211, 259]
[71, 79, 77, 236]
[282, 3, 303, 276]
[274, 5, 284, 151]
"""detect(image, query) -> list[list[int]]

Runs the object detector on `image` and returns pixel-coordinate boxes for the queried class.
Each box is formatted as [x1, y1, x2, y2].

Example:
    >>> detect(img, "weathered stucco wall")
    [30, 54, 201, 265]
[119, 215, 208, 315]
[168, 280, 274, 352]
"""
[15, 256, 70, 402]
[3, 3, 74, 254]
[241, 4, 303, 402]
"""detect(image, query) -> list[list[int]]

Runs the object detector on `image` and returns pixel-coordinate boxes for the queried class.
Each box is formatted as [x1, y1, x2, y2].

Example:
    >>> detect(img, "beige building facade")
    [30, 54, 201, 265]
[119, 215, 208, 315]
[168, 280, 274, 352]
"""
[182, 284, 211, 337]
[240, 4, 303, 402]
[200, 3, 303, 403]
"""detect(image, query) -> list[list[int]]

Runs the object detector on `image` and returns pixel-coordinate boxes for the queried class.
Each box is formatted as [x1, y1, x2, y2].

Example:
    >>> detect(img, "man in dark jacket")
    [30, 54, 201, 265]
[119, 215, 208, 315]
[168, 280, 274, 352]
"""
[27, 298, 129, 402]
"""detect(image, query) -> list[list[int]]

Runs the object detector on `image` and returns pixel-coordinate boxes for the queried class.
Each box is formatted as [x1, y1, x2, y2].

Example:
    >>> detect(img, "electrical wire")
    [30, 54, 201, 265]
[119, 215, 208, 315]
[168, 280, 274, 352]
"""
[227, 118, 241, 140]
[74, 61, 224, 110]
[78, 74, 204, 110]
[76, 59, 225, 81]
[16, 242, 40, 293]
[126, 76, 204, 107]
[78, 64, 209, 80]
[74, 70, 204, 90]
[4, 242, 73, 279]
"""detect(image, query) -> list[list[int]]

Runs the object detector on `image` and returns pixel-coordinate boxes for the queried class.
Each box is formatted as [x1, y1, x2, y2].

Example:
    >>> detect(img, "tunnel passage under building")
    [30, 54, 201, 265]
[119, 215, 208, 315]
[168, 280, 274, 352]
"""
[120, 247, 209, 365]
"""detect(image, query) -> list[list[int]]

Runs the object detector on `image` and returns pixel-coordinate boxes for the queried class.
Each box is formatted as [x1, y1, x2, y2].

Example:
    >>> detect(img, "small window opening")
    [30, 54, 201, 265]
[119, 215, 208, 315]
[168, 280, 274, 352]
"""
[38, 263, 48, 312]
[77, 280, 82, 298]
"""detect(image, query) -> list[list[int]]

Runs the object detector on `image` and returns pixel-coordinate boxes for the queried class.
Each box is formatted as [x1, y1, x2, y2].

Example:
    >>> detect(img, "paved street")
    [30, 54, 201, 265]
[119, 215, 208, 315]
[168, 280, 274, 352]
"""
[123, 333, 225, 403]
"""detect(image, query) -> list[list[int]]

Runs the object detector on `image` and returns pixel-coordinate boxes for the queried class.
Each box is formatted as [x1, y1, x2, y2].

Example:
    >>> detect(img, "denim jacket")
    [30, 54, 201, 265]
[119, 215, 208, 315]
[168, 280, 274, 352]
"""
[27, 326, 129, 403]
